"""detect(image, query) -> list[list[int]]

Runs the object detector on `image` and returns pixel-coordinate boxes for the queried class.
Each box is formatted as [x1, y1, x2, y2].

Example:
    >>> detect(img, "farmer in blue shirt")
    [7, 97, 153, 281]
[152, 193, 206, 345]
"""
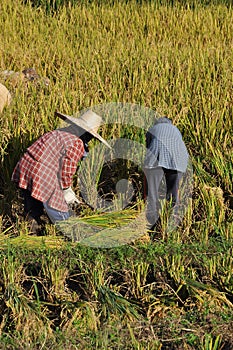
[144, 117, 189, 232]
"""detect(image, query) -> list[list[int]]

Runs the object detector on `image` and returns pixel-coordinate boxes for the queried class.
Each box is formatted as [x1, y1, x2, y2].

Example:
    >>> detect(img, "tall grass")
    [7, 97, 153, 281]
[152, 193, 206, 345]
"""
[0, 0, 232, 348]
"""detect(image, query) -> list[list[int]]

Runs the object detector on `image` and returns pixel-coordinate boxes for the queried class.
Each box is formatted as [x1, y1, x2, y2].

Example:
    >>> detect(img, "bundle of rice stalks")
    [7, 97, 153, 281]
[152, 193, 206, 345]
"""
[56, 206, 148, 248]
[4, 235, 65, 250]
[3, 206, 148, 250]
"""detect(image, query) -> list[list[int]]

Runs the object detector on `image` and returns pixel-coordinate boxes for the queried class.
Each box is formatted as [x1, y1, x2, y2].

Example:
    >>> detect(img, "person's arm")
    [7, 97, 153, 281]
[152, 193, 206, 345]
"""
[146, 131, 153, 148]
[61, 139, 84, 189]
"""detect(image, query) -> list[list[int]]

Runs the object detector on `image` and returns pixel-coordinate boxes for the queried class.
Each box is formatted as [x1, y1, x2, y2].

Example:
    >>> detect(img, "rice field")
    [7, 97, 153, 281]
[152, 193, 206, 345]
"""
[0, 0, 233, 348]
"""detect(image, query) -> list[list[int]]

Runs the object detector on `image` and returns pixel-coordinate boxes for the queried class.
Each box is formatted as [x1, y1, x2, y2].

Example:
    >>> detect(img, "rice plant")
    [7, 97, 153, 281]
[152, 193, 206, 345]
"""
[0, 0, 233, 348]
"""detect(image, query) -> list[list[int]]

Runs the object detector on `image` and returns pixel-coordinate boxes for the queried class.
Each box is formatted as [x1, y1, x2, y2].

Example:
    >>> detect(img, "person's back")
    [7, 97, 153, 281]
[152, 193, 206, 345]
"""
[144, 117, 188, 173]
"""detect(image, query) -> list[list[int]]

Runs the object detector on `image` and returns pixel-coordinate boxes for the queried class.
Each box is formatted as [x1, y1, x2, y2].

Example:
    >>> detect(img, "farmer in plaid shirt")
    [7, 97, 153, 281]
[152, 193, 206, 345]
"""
[12, 110, 111, 233]
[144, 117, 189, 232]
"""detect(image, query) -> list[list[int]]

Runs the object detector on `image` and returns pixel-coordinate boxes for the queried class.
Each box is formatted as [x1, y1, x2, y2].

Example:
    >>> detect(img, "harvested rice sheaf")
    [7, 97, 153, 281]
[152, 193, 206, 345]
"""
[3, 235, 65, 249]
[56, 207, 147, 248]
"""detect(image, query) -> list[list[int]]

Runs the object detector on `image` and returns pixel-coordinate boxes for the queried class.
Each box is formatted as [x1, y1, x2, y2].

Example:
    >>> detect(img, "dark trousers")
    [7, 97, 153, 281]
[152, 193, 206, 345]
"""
[144, 167, 183, 229]
[21, 189, 44, 222]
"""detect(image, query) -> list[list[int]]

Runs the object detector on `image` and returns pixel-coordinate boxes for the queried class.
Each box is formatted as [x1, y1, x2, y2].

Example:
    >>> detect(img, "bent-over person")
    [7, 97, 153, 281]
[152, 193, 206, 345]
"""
[143, 116, 189, 233]
[12, 110, 111, 234]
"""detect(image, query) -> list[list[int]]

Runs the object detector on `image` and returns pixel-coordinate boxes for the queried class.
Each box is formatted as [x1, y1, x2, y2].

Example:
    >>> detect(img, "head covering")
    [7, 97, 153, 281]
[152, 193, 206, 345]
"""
[55, 110, 111, 149]
[154, 116, 172, 125]
[0, 83, 11, 113]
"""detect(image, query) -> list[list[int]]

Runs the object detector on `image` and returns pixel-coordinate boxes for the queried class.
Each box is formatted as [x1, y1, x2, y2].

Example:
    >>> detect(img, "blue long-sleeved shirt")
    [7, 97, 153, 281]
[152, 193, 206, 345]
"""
[144, 117, 189, 173]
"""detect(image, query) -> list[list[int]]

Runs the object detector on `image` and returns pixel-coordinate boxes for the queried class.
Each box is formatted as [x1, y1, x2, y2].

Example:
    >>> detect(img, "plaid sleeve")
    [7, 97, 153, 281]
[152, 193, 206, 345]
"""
[61, 139, 84, 189]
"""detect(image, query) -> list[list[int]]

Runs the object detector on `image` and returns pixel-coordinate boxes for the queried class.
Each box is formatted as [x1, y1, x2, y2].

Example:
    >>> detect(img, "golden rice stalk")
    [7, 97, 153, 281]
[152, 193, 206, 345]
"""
[203, 185, 225, 208]
[3, 235, 65, 250]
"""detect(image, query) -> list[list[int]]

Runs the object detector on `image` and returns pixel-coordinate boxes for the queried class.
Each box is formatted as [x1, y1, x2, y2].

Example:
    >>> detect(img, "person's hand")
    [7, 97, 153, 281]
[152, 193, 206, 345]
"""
[63, 187, 81, 205]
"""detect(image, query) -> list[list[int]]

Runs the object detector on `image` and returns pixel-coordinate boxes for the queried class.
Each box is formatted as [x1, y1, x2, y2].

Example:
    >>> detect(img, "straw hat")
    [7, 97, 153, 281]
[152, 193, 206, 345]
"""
[55, 110, 111, 149]
[0, 83, 11, 113]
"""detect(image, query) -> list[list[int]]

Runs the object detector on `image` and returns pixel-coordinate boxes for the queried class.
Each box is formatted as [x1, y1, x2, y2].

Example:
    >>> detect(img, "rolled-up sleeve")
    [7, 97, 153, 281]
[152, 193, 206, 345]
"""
[61, 139, 84, 189]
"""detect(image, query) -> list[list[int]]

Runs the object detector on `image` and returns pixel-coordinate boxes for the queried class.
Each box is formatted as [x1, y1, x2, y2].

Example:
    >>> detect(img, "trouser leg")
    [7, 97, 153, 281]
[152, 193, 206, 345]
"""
[163, 169, 184, 227]
[163, 169, 183, 205]
[144, 167, 164, 229]
[43, 202, 71, 240]
[43, 202, 70, 224]
[21, 189, 44, 222]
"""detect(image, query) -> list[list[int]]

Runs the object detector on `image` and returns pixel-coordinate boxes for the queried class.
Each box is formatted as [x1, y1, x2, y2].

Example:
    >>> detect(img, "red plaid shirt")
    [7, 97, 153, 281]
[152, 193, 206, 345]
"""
[12, 130, 84, 211]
